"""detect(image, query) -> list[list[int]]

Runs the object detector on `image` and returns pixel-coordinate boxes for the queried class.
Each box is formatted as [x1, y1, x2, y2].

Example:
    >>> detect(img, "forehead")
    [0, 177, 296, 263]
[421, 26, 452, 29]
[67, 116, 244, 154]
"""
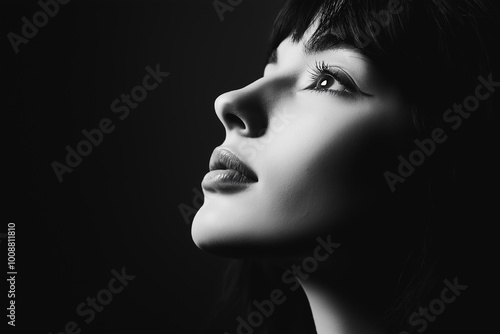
[270, 19, 371, 66]
[270, 34, 371, 70]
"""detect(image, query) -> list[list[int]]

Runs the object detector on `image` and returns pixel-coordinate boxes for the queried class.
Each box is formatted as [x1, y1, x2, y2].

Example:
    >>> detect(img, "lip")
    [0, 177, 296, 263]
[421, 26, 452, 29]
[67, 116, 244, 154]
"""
[201, 147, 258, 192]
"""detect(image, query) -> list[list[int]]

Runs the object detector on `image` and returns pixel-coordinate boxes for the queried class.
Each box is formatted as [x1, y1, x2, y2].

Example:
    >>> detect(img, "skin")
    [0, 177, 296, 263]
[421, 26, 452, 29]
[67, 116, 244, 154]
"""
[192, 22, 412, 257]
[192, 21, 415, 334]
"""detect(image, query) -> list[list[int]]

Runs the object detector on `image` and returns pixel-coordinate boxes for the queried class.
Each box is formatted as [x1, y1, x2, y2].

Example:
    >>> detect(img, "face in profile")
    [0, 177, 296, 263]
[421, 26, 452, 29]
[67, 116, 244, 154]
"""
[192, 22, 413, 258]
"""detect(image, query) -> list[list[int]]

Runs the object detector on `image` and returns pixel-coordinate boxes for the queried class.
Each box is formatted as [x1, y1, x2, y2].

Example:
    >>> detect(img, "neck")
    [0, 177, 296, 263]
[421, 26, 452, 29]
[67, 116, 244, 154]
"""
[299, 276, 386, 334]
[289, 232, 402, 334]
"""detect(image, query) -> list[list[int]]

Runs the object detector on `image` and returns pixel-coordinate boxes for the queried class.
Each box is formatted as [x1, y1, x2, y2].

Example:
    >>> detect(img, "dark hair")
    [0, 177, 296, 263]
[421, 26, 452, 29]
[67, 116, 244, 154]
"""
[201, 1, 497, 333]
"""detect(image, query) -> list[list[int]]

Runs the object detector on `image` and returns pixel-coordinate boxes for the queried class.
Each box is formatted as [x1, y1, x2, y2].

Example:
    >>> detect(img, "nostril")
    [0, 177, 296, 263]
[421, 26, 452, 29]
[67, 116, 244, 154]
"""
[215, 87, 269, 137]
[224, 113, 246, 130]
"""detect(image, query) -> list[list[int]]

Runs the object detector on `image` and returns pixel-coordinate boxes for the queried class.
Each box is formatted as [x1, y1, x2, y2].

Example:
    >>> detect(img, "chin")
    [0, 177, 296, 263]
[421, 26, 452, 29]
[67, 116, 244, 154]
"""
[191, 204, 250, 258]
[191, 205, 329, 260]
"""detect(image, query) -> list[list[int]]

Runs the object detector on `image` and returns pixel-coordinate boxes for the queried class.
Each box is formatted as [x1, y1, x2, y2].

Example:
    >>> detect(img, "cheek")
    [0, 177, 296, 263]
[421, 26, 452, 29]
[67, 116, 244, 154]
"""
[258, 112, 362, 237]
[258, 97, 410, 237]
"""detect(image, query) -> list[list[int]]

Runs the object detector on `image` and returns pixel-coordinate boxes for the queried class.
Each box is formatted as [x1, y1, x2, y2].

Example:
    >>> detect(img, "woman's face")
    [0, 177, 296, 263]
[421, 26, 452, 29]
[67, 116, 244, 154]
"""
[192, 23, 413, 258]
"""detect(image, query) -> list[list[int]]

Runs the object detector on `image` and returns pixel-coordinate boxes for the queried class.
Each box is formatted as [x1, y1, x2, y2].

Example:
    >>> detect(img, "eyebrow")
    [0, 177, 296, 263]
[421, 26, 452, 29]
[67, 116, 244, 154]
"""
[304, 33, 344, 54]
[268, 33, 368, 65]
[306, 33, 371, 61]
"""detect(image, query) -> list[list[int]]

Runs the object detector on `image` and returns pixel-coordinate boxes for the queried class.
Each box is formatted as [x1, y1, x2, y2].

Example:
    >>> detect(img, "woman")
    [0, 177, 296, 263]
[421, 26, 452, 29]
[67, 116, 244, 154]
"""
[192, 0, 496, 333]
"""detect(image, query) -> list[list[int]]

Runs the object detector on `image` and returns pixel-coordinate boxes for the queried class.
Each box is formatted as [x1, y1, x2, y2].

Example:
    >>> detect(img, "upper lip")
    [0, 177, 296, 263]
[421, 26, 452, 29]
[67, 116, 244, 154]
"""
[209, 147, 258, 181]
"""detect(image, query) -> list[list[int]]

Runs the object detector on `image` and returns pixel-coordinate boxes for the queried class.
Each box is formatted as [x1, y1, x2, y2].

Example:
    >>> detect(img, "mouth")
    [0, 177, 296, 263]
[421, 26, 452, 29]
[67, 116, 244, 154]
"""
[201, 147, 258, 192]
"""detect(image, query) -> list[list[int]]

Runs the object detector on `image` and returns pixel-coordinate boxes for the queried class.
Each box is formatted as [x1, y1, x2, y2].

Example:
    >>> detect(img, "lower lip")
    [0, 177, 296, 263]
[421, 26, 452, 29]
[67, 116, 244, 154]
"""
[201, 169, 256, 192]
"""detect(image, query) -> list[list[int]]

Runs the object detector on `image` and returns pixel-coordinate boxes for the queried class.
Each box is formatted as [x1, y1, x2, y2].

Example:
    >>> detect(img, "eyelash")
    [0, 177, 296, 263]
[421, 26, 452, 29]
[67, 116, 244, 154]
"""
[307, 61, 357, 98]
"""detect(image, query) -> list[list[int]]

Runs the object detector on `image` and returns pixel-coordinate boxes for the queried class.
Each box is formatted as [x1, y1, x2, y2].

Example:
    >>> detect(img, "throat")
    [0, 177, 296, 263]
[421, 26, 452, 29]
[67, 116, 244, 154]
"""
[299, 278, 386, 334]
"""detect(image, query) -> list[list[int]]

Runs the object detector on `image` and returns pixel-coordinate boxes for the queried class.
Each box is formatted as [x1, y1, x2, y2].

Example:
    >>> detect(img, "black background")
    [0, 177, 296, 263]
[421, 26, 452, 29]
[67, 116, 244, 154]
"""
[3, 0, 499, 334]
[3, 1, 287, 333]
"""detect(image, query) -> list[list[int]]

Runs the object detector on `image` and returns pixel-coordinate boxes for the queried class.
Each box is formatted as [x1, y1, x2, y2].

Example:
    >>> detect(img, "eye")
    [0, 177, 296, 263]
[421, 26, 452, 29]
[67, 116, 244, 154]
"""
[314, 73, 348, 92]
[306, 61, 362, 98]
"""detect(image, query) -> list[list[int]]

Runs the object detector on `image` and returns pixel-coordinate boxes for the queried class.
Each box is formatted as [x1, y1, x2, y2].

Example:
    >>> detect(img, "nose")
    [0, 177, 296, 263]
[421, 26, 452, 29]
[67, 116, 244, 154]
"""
[214, 77, 270, 138]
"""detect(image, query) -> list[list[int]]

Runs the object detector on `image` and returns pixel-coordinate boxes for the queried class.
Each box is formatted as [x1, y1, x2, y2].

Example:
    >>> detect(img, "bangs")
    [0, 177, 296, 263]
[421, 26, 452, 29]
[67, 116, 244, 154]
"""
[266, 0, 412, 63]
